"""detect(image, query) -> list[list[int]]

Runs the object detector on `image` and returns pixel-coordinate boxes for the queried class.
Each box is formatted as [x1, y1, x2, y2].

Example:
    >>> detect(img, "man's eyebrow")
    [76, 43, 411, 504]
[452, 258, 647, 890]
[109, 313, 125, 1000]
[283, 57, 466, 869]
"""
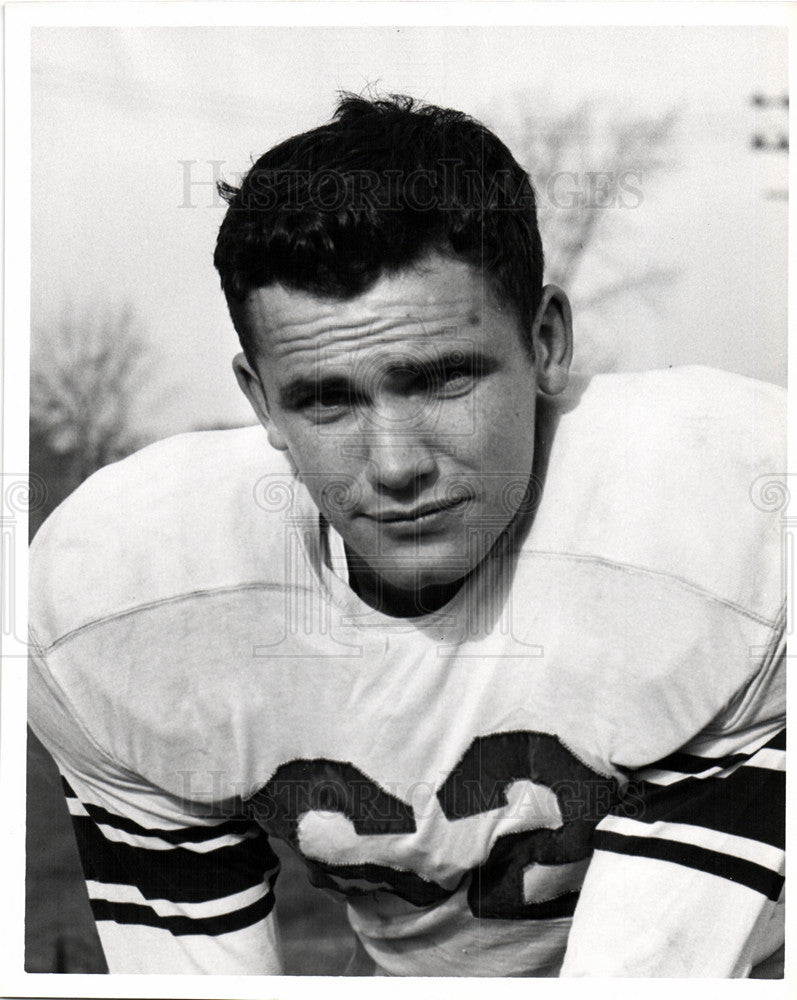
[424, 347, 494, 375]
[436, 347, 490, 365]
[279, 375, 348, 409]
[386, 347, 492, 372]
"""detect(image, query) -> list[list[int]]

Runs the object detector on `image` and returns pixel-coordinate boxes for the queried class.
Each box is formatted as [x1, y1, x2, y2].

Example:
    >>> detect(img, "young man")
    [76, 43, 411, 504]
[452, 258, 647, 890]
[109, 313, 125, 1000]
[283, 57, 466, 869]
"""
[28, 95, 785, 977]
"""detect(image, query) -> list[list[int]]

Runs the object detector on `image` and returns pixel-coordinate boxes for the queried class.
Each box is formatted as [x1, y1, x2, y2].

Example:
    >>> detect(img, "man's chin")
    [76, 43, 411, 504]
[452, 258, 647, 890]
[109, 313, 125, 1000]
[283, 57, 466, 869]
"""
[363, 558, 473, 594]
[341, 531, 482, 604]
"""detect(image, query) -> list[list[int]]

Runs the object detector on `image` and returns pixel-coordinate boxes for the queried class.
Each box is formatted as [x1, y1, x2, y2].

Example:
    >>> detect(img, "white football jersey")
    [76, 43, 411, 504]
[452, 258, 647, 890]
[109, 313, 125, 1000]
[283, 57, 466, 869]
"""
[28, 367, 785, 976]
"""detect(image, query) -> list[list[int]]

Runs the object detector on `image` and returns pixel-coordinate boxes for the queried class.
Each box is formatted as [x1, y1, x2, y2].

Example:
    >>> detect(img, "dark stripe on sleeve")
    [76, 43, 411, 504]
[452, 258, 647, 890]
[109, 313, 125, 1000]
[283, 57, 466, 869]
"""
[646, 728, 785, 776]
[61, 777, 247, 844]
[619, 767, 785, 849]
[767, 729, 786, 751]
[593, 830, 784, 902]
[89, 888, 275, 937]
[648, 750, 749, 775]
[69, 814, 279, 904]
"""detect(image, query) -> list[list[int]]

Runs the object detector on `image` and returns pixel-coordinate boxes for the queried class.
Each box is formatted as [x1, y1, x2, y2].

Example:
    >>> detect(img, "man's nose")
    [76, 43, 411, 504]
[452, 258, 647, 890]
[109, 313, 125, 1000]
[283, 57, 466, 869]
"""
[364, 429, 438, 493]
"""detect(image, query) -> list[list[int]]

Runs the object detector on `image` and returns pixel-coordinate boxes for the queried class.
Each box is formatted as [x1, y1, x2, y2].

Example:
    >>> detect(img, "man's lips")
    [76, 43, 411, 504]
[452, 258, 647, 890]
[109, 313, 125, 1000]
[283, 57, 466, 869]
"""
[364, 495, 471, 523]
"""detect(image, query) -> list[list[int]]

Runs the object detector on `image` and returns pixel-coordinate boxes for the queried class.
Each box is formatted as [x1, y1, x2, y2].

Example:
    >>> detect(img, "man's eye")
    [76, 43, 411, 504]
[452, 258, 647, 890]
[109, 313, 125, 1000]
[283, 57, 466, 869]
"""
[437, 366, 475, 395]
[317, 388, 349, 408]
[302, 386, 353, 421]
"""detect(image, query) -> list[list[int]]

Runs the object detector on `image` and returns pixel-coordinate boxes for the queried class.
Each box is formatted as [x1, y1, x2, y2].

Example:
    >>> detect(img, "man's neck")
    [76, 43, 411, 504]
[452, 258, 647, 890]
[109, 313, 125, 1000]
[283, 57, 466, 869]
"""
[345, 545, 465, 618]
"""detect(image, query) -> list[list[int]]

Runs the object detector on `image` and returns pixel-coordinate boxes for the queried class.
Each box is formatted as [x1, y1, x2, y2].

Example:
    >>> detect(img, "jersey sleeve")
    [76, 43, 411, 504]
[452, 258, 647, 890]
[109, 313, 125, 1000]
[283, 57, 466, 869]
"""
[561, 704, 785, 976]
[28, 640, 283, 975]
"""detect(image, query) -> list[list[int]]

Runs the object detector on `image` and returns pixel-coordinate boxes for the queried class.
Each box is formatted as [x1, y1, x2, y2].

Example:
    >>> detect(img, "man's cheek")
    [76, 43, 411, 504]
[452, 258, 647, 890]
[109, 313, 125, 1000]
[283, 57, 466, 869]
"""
[298, 469, 364, 521]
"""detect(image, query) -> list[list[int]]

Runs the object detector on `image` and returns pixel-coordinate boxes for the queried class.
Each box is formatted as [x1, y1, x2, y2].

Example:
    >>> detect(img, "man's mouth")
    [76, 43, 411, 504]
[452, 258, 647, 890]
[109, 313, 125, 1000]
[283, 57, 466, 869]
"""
[367, 495, 471, 523]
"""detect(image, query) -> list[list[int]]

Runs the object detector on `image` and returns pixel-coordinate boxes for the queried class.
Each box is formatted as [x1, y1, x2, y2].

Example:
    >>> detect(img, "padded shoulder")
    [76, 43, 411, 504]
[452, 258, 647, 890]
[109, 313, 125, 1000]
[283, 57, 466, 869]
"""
[532, 366, 785, 624]
[29, 426, 309, 647]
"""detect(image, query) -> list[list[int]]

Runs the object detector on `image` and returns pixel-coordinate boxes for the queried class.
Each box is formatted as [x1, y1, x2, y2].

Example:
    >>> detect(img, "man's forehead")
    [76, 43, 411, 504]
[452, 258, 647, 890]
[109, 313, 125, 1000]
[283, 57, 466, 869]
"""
[240, 259, 496, 362]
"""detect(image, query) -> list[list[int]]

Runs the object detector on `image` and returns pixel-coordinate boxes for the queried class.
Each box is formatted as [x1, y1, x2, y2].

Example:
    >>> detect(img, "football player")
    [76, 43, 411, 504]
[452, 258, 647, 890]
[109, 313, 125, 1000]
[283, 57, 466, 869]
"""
[28, 94, 785, 977]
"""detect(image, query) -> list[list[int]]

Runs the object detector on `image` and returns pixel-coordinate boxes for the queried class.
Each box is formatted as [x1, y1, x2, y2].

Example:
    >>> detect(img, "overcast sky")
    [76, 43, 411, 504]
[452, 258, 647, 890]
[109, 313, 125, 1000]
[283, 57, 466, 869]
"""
[31, 25, 788, 437]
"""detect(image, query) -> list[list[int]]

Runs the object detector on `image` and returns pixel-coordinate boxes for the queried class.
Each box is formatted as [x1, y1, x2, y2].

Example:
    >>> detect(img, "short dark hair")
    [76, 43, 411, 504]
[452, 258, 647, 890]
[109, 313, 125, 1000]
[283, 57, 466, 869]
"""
[214, 94, 544, 364]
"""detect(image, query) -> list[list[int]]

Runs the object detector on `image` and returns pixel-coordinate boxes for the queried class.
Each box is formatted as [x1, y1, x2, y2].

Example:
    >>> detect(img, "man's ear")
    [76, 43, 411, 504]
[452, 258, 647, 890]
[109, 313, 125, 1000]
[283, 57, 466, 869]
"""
[530, 285, 573, 396]
[232, 353, 289, 452]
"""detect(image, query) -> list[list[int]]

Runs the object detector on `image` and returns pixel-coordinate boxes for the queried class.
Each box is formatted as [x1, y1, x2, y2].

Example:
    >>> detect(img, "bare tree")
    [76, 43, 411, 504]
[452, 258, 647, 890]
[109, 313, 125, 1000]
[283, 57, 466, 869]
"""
[502, 100, 681, 370]
[29, 302, 166, 538]
[30, 302, 154, 481]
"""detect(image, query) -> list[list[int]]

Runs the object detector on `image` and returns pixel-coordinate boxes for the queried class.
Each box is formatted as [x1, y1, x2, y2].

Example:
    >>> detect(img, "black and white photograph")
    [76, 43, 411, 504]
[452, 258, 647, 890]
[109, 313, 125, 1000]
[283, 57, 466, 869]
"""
[2, 2, 791, 995]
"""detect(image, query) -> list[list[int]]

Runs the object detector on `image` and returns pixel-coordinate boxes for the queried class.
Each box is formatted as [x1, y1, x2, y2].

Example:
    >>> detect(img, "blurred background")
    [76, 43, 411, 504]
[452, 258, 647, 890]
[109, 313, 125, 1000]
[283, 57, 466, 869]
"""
[27, 25, 788, 974]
